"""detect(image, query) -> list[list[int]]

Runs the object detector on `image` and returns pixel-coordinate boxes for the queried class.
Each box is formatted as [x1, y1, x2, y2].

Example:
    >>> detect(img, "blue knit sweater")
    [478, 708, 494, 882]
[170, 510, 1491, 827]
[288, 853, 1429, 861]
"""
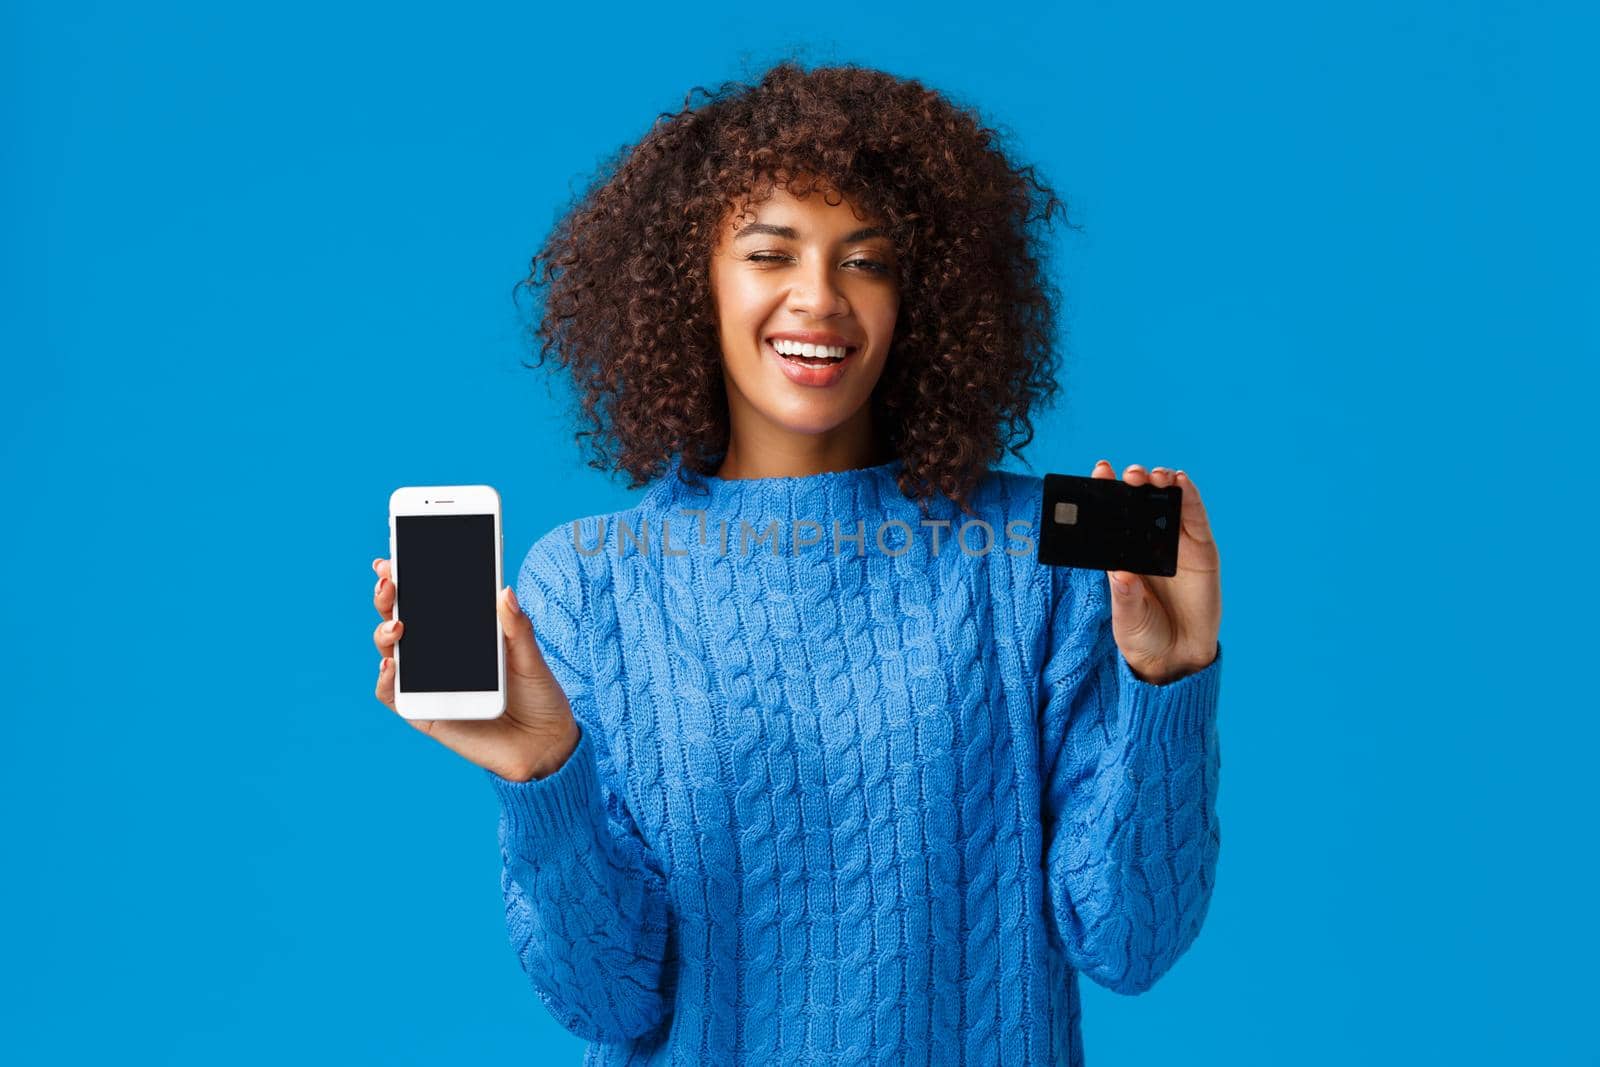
[485, 454, 1223, 1066]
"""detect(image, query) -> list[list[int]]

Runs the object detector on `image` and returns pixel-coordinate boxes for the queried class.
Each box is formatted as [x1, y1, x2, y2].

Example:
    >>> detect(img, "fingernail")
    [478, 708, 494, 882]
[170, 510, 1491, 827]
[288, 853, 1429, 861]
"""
[506, 587, 520, 615]
[1112, 576, 1133, 596]
[385, 621, 398, 634]
[372, 558, 382, 574]
[1176, 470, 1187, 480]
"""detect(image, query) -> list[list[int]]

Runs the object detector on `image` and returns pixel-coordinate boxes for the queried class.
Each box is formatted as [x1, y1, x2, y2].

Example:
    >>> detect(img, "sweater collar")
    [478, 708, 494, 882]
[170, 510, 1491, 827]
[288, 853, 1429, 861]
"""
[643, 451, 907, 521]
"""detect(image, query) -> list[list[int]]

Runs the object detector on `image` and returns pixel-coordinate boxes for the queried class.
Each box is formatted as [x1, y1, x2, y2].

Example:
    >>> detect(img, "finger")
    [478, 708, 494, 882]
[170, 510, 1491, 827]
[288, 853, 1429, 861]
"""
[1174, 470, 1216, 547]
[1122, 462, 1148, 486]
[376, 655, 396, 711]
[1108, 568, 1145, 603]
[1106, 567, 1157, 635]
[1149, 466, 1176, 488]
[1091, 458, 1115, 479]
[1105, 567, 1172, 659]
[374, 616, 402, 655]
[498, 585, 550, 682]
[373, 571, 395, 620]
[375, 656, 431, 733]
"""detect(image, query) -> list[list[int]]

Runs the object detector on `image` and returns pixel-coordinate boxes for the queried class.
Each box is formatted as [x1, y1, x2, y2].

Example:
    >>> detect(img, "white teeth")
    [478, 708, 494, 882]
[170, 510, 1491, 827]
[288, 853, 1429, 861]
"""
[772, 339, 847, 360]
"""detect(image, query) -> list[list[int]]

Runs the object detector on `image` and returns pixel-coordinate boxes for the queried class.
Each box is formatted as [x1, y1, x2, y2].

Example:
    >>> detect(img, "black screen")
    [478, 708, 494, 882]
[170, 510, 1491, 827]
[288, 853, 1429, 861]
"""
[394, 513, 498, 692]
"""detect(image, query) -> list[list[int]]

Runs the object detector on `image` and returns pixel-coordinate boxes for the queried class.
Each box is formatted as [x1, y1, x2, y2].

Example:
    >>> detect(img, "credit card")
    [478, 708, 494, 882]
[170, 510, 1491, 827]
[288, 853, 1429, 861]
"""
[1037, 473, 1182, 576]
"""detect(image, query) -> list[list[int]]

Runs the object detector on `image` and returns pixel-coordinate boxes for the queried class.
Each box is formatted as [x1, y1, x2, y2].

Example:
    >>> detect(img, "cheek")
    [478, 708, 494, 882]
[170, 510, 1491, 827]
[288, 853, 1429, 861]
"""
[854, 281, 898, 329]
[715, 281, 775, 343]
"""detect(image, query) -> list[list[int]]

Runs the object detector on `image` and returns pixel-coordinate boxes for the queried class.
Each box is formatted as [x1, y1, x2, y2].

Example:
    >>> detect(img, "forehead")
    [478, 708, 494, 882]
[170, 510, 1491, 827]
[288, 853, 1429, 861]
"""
[721, 181, 883, 237]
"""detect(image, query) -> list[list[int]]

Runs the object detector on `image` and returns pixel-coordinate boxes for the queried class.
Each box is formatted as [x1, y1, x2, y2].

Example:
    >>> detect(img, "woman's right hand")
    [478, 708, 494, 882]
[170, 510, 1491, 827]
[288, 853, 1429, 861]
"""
[371, 558, 581, 783]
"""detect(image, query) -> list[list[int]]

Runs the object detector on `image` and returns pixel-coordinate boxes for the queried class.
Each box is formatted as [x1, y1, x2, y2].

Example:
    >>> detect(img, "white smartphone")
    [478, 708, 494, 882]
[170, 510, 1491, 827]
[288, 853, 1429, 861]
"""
[387, 484, 506, 720]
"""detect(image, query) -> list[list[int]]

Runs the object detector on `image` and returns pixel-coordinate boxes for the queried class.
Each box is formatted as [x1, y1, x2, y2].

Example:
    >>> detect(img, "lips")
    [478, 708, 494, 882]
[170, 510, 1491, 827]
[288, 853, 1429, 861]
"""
[765, 338, 857, 388]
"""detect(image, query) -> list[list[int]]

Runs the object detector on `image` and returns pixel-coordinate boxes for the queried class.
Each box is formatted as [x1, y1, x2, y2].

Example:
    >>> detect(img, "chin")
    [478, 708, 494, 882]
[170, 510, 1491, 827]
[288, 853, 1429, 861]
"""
[770, 418, 852, 440]
[765, 403, 863, 438]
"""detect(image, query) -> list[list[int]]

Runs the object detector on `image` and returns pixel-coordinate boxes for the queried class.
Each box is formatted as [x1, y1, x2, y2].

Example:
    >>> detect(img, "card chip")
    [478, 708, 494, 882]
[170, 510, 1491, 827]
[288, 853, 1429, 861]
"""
[1054, 500, 1079, 525]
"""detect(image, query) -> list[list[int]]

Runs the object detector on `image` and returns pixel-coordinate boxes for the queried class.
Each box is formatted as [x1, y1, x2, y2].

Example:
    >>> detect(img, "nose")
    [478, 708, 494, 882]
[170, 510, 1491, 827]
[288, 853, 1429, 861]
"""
[787, 257, 849, 318]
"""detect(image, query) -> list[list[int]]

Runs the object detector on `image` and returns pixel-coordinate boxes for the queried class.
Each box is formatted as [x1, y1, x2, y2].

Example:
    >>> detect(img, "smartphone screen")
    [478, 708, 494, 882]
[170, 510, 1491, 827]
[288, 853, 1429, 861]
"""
[393, 513, 498, 692]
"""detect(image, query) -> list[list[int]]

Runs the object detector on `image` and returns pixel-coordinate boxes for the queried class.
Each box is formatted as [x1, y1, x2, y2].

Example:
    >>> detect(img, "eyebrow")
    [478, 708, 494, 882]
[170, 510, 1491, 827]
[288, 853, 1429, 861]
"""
[733, 222, 890, 243]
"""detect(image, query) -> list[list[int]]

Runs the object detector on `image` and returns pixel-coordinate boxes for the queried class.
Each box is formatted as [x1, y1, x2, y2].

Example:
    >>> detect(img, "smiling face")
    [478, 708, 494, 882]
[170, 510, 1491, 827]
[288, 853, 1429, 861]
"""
[707, 178, 900, 475]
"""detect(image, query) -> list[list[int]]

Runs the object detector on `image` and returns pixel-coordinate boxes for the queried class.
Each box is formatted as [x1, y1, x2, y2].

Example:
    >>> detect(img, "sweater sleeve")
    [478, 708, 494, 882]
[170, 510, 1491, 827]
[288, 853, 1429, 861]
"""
[1037, 564, 1223, 995]
[483, 524, 672, 1041]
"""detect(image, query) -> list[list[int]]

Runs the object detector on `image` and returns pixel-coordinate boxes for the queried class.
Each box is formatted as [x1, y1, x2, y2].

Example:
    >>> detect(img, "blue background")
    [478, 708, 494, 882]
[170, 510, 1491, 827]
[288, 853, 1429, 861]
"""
[5, 1, 1595, 1063]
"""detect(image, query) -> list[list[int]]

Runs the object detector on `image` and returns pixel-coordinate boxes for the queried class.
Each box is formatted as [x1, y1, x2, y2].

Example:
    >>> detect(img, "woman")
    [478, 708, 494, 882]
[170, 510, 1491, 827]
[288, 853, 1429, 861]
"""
[371, 60, 1223, 1066]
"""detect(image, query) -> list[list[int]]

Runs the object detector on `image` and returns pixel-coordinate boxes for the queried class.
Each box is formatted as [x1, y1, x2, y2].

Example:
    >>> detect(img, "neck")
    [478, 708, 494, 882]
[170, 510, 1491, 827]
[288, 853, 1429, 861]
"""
[715, 411, 888, 481]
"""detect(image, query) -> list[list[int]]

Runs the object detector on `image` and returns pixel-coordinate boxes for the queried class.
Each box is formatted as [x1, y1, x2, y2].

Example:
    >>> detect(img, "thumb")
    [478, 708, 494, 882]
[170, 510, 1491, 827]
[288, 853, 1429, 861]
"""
[1107, 569, 1165, 652]
[498, 585, 548, 680]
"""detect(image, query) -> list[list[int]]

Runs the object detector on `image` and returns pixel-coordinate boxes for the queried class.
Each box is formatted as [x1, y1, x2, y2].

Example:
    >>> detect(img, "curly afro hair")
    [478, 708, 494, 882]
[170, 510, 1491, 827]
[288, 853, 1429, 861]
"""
[515, 59, 1075, 515]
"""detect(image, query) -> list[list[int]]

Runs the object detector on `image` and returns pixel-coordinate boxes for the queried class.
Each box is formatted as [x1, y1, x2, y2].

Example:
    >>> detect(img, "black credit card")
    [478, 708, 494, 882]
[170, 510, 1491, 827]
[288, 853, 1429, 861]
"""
[1037, 473, 1182, 576]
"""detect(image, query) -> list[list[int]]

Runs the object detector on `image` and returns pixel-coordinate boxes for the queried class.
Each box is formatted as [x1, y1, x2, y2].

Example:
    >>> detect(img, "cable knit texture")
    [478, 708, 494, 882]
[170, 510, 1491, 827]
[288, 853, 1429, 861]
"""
[485, 454, 1223, 1066]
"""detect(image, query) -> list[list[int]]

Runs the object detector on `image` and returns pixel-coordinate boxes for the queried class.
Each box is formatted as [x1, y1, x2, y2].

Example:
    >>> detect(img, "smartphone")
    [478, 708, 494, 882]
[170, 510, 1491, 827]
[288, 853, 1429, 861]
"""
[387, 484, 506, 719]
[1037, 472, 1182, 576]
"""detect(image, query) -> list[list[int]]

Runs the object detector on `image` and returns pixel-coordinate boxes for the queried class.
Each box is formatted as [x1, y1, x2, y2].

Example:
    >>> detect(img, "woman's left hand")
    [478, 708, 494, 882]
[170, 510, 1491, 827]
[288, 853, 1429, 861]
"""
[1092, 459, 1222, 686]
